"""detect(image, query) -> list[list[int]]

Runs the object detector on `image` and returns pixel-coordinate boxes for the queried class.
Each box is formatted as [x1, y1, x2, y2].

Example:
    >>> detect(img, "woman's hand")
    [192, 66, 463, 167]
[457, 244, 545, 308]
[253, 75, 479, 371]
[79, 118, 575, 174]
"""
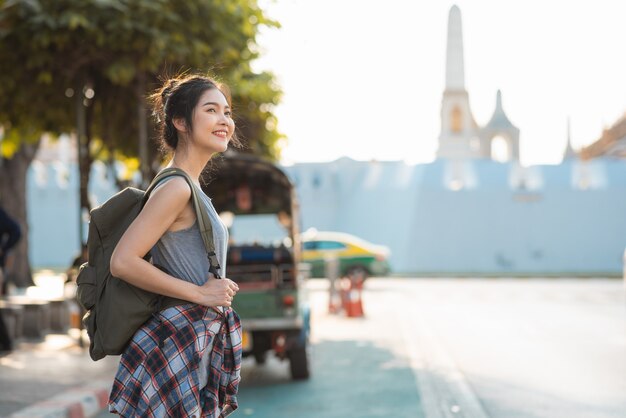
[196, 277, 239, 307]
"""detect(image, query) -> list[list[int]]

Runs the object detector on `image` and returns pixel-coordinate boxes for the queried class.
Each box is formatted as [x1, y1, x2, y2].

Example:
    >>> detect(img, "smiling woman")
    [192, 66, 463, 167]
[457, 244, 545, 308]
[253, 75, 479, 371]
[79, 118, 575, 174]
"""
[154, 76, 242, 157]
[107, 74, 244, 418]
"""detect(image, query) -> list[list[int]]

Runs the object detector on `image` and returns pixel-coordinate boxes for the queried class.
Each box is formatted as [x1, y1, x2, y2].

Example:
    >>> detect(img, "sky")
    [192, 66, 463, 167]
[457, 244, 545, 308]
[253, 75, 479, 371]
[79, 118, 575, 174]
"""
[253, 0, 625, 166]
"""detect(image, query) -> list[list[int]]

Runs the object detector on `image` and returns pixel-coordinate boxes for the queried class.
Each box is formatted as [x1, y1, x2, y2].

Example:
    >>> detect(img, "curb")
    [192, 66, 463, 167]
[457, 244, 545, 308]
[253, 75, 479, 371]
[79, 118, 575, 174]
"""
[7, 379, 111, 418]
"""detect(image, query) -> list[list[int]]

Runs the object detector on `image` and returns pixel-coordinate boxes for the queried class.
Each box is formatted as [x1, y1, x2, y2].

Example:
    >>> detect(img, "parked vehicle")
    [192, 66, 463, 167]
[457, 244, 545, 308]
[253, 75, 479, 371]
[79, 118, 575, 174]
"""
[300, 229, 391, 279]
[202, 153, 310, 379]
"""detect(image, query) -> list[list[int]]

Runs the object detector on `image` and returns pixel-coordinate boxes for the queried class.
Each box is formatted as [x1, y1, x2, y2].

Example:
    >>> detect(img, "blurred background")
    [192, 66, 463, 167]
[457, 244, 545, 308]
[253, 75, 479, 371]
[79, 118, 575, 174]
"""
[0, 1, 624, 417]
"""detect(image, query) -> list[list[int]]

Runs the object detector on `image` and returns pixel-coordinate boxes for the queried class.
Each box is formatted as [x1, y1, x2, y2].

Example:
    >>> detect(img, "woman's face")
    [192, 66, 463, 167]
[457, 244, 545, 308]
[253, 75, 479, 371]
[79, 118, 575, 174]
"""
[188, 88, 235, 153]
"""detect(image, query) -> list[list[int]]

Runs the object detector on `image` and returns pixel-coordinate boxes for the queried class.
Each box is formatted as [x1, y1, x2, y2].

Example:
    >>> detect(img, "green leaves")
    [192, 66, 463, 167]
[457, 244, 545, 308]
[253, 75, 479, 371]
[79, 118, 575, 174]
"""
[63, 11, 90, 30]
[104, 59, 136, 85]
[0, 0, 284, 161]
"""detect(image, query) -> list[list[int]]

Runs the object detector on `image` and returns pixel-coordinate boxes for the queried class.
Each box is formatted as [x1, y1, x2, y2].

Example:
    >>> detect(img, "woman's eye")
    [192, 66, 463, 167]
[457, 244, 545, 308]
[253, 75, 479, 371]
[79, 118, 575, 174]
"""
[207, 108, 216, 113]
[225, 111, 232, 117]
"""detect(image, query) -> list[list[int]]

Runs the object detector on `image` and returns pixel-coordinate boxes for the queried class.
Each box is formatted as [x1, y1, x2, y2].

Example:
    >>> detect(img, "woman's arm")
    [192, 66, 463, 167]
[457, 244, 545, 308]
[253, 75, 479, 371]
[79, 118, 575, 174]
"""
[110, 177, 237, 307]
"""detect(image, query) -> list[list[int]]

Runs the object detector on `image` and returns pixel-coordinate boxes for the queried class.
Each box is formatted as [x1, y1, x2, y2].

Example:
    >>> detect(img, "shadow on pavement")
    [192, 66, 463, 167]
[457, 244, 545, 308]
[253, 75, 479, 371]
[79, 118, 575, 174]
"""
[238, 339, 424, 418]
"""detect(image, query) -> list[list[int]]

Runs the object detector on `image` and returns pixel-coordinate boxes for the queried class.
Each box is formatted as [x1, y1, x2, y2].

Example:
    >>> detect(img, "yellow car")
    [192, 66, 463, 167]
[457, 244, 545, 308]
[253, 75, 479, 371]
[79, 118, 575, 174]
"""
[300, 229, 391, 279]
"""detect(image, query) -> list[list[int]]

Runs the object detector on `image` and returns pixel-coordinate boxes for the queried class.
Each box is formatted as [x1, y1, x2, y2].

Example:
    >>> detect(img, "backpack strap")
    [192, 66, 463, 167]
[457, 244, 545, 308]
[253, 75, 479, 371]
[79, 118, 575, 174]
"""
[144, 168, 222, 279]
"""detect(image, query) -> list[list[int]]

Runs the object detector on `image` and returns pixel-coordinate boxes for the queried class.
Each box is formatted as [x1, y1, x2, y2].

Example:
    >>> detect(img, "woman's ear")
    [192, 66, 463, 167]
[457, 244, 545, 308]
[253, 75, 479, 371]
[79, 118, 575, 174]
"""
[172, 117, 187, 133]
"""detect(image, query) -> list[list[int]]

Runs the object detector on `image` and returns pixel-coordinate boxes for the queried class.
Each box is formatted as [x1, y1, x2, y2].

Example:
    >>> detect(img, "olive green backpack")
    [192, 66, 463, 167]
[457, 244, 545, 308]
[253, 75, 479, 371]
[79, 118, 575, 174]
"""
[76, 168, 222, 361]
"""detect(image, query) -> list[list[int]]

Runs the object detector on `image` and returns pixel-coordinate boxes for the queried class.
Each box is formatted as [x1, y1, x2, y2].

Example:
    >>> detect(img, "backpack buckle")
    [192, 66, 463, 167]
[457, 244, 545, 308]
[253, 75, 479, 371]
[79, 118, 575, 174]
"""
[208, 251, 221, 279]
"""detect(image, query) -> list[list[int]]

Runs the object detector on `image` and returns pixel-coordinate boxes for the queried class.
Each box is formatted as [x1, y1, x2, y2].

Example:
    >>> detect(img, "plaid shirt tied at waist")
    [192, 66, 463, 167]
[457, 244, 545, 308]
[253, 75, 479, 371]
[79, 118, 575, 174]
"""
[109, 303, 242, 418]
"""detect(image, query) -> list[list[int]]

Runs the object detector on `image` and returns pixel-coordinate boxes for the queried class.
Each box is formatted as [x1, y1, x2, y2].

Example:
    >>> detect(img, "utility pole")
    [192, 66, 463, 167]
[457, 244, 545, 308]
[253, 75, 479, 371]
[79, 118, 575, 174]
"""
[76, 85, 87, 247]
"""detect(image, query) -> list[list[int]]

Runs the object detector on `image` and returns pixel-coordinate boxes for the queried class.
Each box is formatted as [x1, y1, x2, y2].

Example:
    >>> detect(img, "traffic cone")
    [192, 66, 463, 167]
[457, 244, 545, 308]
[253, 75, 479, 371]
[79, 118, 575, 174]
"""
[344, 277, 364, 318]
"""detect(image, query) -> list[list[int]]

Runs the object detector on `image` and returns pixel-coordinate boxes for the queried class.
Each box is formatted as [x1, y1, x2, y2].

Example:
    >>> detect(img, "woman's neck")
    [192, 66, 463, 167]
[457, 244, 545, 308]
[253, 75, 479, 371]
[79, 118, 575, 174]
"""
[166, 152, 211, 185]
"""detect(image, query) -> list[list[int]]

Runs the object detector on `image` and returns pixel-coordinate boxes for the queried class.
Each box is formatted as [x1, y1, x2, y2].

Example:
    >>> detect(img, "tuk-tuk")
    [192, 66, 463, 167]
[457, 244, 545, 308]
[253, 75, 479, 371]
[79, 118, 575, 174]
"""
[202, 152, 311, 379]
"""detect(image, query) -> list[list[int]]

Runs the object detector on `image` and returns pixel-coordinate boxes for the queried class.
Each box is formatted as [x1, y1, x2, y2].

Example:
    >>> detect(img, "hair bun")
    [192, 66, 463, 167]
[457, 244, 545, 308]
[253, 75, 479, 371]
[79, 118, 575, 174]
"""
[160, 79, 179, 105]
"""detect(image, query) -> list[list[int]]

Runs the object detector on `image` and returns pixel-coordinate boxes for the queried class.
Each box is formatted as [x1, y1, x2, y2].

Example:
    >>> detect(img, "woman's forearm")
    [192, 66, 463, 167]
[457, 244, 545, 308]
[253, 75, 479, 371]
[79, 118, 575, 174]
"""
[110, 255, 200, 304]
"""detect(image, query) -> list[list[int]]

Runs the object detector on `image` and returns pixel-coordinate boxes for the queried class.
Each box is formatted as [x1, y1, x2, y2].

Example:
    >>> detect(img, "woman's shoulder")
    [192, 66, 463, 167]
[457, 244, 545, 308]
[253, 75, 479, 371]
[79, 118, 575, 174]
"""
[148, 176, 193, 205]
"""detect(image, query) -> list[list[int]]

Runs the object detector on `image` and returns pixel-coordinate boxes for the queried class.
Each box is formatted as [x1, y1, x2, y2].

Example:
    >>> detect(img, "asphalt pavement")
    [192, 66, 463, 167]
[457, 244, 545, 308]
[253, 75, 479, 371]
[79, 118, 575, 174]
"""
[2, 278, 425, 418]
[2, 277, 625, 418]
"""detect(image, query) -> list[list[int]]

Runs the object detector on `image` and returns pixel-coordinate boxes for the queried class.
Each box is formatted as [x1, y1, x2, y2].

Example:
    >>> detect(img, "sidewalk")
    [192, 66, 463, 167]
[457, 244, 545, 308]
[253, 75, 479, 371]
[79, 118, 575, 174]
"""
[0, 269, 119, 418]
[0, 332, 118, 418]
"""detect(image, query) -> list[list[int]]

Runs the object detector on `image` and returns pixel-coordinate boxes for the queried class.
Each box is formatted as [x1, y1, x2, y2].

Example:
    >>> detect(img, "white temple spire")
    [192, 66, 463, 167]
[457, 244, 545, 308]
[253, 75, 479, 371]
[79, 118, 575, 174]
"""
[437, 5, 479, 160]
[445, 5, 465, 90]
[564, 117, 576, 160]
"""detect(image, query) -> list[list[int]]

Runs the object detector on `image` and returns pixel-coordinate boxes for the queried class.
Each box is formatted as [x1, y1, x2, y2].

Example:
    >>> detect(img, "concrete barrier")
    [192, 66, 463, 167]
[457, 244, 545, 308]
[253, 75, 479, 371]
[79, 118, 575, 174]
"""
[7, 297, 51, 339]
[47, 298, 70, 333]
[0, 300, 24, 341]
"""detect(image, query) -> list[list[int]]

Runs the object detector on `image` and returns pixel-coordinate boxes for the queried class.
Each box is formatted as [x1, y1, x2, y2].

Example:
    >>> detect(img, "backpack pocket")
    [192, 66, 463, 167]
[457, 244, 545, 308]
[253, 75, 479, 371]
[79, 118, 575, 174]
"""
[76, 263, 98, 310]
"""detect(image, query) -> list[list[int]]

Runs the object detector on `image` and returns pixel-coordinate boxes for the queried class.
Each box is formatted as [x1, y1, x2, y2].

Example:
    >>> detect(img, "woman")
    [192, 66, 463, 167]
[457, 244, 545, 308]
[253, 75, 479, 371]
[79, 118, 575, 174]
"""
[108, 74, 242, 418]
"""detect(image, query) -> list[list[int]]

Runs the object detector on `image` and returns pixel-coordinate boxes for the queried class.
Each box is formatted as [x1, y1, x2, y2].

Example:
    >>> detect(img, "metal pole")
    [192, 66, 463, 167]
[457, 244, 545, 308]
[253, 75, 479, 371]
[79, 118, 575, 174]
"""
[76, 87, 86, 247]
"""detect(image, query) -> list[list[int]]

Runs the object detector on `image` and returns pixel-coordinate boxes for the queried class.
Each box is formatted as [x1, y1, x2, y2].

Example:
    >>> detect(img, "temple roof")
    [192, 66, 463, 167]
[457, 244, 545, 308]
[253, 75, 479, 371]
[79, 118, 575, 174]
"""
[484, 90, 518, 131]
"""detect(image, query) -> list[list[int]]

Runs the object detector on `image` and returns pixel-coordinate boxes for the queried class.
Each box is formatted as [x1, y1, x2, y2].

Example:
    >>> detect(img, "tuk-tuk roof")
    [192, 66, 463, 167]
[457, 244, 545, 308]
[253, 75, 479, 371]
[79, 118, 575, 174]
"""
[201, 152, 295, 215]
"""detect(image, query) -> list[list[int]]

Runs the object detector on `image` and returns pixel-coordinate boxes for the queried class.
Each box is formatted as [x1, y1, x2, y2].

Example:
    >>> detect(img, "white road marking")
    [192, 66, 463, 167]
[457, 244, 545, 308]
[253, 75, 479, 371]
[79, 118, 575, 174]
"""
[393, 291, 491, 418]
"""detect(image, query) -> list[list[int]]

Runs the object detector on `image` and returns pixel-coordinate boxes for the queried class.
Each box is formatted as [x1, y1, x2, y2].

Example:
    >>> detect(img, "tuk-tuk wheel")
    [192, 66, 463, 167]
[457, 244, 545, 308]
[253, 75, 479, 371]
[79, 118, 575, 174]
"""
[288, 343, 310, 380]
[254, 351, 267, 365]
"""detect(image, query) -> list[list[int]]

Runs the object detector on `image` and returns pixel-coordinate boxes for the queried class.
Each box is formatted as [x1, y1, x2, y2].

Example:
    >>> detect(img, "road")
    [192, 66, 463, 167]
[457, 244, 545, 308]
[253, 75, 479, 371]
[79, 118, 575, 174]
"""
[382, 278, 626, 418]
[87, 277, 626, 417]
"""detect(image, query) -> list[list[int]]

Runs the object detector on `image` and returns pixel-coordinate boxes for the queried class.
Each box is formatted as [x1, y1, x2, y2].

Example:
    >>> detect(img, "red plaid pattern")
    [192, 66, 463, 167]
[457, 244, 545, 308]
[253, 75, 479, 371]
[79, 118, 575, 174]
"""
[108, 304, 242, 418]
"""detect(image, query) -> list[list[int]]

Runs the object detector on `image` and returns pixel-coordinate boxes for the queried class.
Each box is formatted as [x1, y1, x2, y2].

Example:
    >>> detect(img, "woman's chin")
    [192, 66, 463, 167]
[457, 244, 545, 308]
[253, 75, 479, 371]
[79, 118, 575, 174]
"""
[210, 143, 229, 154]
[203, 139, 229, 154]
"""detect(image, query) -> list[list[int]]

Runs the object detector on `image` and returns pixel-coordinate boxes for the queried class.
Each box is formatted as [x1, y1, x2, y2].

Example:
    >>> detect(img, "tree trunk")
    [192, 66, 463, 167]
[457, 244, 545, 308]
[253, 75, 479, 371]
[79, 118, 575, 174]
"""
[137, 72, 150, 188]
[0, 140, 41, 288]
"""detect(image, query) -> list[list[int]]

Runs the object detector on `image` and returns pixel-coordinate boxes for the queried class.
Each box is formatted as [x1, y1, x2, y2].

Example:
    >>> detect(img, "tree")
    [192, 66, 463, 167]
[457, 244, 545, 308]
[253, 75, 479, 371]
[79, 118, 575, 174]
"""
[0, 0, 283, 285]
[0, 0, 78, 285]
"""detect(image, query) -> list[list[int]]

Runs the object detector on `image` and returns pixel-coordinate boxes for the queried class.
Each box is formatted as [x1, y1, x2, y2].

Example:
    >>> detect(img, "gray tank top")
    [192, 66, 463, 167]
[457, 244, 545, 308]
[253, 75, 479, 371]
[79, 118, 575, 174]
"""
[150, 178, 229, 284]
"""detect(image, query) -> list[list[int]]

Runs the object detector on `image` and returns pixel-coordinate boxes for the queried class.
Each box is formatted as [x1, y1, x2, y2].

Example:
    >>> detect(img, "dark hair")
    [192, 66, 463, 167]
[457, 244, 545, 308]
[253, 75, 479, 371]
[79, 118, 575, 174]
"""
[151, 74, 241, 153]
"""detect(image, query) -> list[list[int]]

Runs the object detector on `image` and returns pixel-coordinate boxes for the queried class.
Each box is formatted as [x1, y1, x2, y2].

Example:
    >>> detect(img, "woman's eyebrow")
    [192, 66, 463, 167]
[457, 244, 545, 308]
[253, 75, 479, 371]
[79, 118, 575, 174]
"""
[201, 101, 230, 109]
